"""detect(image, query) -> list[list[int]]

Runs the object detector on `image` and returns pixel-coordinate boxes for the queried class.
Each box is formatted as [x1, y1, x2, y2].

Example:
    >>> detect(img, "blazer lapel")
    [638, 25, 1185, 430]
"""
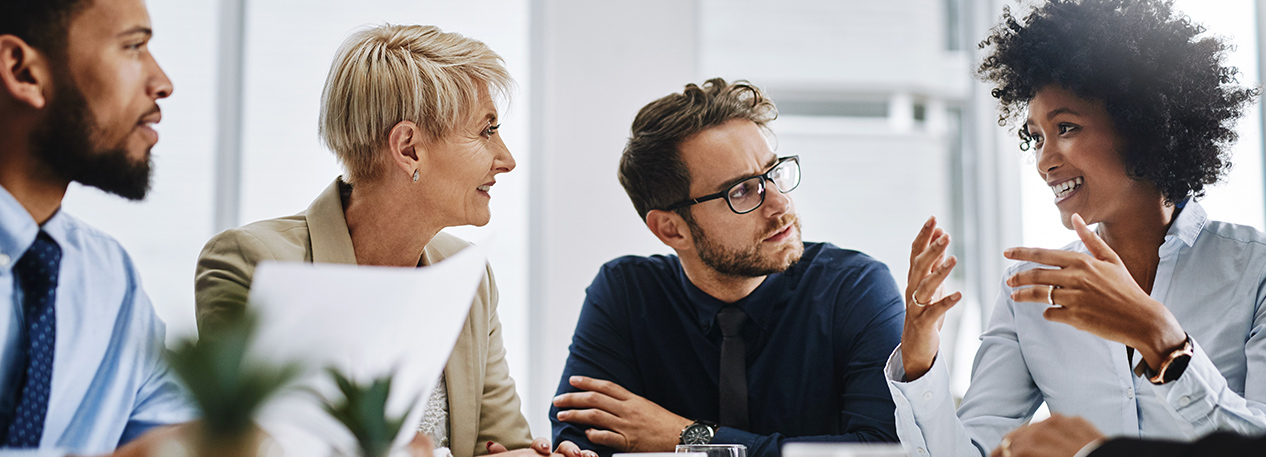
[426, 245, 480, 457]
[306, 179, 358, 265]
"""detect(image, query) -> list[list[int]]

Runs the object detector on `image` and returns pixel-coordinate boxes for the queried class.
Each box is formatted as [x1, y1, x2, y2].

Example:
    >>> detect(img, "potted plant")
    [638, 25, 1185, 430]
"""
[321, 368, 418, 457]
[167, 312, 302, 456]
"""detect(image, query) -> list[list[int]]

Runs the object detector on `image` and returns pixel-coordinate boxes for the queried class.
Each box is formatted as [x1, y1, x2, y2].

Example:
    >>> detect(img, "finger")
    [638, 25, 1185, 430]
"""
[1003, 246, 1084, 268]
[909, 216, 938, 263]
[1072, 213, 1121, 263]
[1006, 267, 1072, 289]
[488, 441, 509, 454]
[553, 390, 622, 412]
[910, 233, 951, 297]
[913, 256, 957, 304]
[1042, 305, 1074, 325]
[1010, 285, 1068, 305]
[584, 429, 629, 452]
[531, 437, 552, 456]
[556, 408, 622, 429]
[568, 376, 633, 401]
[914, 292, 962, 324]
[554, 440, 582, 457]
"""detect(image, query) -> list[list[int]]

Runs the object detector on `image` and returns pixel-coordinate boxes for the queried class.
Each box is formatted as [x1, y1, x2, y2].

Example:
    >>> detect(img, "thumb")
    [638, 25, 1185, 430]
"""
[1072, 213, 1119, 263]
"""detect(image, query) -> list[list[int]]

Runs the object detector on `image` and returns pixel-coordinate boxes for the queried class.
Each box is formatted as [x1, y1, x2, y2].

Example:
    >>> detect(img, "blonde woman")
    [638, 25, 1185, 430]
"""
[195, 24, 588, 457]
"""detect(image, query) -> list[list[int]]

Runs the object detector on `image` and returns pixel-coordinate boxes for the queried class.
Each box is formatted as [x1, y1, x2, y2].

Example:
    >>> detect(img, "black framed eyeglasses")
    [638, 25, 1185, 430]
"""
[664, 155, 801, 214]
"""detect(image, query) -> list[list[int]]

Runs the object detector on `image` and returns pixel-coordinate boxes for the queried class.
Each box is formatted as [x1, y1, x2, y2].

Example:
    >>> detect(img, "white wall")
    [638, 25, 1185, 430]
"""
[526, 0, 699, 437]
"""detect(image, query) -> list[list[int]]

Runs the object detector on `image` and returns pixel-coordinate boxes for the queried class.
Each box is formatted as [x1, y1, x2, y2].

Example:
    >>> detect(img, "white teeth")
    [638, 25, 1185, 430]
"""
[1050, 177, 1084, 198]
[477, 185, 491, 192]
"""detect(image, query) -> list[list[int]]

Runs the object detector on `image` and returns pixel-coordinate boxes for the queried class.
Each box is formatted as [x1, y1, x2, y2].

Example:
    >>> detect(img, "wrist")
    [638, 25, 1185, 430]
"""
[901, 344, 937, 381]
[1139, 316, 1187, 371]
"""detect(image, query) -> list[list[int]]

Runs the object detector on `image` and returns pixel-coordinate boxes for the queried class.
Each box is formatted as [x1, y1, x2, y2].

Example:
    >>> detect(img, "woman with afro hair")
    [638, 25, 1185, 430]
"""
[884, 0, 1266, 456]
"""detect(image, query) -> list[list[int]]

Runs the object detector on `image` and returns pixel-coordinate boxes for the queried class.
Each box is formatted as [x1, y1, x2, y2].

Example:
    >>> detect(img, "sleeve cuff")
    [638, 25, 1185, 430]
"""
[885, 345, 954, 416]
[712, 426, 758, 450]
[1146, 338, 1225, 426]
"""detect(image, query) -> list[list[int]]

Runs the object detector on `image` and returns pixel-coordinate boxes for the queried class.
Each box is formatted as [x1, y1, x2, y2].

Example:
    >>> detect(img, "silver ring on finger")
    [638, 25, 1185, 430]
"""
[1046, 285, 1058, 306]
[911, 291, 930, 307]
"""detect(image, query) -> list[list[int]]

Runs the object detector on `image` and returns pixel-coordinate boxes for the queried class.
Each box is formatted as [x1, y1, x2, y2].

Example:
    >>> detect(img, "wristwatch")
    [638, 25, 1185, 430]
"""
[679, 420, 717, 445]
[1133, 334, 1194, 385]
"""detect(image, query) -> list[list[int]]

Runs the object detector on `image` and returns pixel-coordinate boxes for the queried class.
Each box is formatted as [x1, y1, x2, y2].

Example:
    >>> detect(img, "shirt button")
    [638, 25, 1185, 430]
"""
[0, 253, 8, 267]
[923, 392, 933, 401]
[1179, 396, 1191, 407]
[1127, 387, 1135, 399]
[916, 447, 927, 456]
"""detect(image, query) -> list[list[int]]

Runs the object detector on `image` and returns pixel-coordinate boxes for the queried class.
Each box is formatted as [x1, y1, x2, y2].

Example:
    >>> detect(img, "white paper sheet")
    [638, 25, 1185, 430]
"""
[245, 240, 489, 456]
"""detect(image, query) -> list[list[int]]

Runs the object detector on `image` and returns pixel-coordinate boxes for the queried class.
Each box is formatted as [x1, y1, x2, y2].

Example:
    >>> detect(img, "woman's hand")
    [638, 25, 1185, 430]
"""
[1003, 213, 1186, 370]
[487, 437, 596, 457]
[991, 414, 1104, 457]
[901, 216, 963, 381]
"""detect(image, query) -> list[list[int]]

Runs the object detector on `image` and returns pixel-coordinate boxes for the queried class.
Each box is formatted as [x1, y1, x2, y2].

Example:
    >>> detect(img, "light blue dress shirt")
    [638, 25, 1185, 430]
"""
[885, 201, 1266, 457]
[0, 186, 196, 456]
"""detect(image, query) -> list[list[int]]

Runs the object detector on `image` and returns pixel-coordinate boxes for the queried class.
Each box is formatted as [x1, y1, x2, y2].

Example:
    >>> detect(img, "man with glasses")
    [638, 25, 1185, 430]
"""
[550, 79, 904, 457]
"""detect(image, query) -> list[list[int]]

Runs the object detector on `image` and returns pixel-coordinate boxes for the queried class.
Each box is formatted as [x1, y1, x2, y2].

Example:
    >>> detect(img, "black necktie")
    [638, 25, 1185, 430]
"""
[717, 305, 749, 430]
[2, 232, 61, 448]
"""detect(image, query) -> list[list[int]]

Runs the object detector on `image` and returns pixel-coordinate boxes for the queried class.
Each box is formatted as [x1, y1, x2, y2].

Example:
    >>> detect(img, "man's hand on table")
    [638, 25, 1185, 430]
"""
[553, 376, 693, 452]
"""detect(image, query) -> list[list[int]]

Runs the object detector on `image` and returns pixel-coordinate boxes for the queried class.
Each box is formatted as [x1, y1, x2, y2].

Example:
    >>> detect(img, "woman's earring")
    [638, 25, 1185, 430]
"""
[412, 169, 420, 183]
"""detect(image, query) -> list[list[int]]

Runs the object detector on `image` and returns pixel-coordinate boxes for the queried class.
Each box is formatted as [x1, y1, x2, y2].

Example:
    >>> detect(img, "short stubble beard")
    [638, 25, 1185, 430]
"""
[690, 214, 804, 278]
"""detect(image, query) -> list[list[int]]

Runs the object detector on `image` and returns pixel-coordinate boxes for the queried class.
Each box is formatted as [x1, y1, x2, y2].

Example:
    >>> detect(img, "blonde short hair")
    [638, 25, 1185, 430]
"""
[318, 24, 512, 184]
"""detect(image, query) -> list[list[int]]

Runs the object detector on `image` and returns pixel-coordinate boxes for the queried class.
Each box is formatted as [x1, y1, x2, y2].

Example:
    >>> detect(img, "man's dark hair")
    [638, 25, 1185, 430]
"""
[618, 78, 777, 222]
[0, 0, 92, 58]
[978, 0, 1258, 204]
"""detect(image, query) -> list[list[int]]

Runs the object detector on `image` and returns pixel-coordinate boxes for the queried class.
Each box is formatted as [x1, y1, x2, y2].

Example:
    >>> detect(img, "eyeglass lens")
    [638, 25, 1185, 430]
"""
[726, 159, 800, 213]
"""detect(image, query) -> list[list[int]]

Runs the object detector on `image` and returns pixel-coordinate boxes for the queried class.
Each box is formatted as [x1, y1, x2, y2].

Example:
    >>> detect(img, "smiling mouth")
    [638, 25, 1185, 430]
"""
[1050, 176, 1083, 200]
[477, 184, 492, 192]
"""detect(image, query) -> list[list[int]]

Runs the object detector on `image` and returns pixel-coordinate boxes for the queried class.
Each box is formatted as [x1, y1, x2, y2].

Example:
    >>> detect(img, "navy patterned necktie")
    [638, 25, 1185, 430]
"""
[2, 232, 61, 448]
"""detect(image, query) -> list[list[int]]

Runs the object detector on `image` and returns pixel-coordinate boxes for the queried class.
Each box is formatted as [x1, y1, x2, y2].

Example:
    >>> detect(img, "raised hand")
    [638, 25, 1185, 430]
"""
[1003, 213, 1186, 370]
[901, 216, 963, 381]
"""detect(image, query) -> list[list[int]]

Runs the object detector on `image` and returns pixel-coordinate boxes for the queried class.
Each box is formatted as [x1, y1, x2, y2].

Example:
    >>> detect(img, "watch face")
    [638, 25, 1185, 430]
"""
[682, 424, 714, 444]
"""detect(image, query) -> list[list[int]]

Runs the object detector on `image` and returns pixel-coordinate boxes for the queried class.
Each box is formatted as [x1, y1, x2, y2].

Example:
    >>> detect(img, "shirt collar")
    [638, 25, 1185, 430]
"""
[1165, 198, 1206, 249]
[0, 185, 71, 265]
[678, 263, 784, 333]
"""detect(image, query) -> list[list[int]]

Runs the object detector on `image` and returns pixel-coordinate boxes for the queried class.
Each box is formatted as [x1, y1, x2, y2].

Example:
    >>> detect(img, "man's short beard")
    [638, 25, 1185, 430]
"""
[29, 74, 152, 201]
[689, 215, 804, 278]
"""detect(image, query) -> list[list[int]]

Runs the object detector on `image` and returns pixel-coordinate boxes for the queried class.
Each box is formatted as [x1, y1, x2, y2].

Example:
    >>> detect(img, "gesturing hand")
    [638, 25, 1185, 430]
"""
[1003, 213, 1186, 370]
[552, 376, 692, 452]
[901, 216, 963, 381]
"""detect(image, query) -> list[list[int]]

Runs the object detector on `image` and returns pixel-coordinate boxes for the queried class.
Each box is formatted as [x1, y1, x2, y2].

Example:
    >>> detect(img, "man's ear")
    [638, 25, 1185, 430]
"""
[0, 35, 50, 110]
[387, 120, 424, 179]
[646, 209, 694, 252]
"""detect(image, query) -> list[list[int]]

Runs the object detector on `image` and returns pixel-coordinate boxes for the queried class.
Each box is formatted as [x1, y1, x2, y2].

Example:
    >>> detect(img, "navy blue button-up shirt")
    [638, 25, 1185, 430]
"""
[551, 242, 904, 457]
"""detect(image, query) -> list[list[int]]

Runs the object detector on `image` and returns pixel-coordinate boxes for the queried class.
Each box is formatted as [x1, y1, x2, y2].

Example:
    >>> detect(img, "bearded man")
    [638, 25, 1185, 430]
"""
[549, 79, 903, 457]
[0, 0, 197, 454]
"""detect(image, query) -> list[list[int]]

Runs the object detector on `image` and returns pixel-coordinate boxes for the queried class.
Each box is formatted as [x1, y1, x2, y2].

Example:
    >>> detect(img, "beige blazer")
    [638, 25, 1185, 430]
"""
[194, 179, 533, 457]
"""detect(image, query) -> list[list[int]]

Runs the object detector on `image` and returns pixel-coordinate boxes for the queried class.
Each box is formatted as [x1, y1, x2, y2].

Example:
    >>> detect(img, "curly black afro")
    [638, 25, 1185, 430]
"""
[978, 0, 1258, 204]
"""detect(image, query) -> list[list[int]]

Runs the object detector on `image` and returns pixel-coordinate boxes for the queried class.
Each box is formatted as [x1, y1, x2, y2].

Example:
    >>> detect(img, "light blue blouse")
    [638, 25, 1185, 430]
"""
[0, 186, 195, 456]
[885, 200, 1266, 457]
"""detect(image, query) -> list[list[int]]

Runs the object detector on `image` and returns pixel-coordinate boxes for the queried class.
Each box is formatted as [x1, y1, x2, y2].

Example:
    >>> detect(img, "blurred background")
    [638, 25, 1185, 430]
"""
[68, 0, 1264, 438]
